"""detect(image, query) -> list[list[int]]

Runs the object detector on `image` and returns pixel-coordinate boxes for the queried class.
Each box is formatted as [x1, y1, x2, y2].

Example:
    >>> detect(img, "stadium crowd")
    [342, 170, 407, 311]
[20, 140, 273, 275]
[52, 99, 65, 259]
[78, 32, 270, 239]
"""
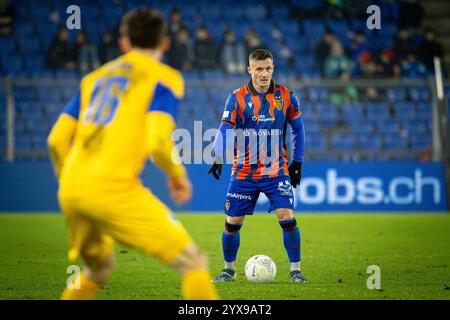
[0, 0, 445, 79]
[34, 0, 443, 79]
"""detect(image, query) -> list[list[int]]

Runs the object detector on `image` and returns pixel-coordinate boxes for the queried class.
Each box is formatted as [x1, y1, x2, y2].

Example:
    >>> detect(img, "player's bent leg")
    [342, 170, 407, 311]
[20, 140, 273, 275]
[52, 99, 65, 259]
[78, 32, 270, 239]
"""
[275, 209, 307, 283]
[84, 253, 115, 285]
[171, 243, 219, 300]
[212, 215, 245, 282]
[59, 198, 116, 300]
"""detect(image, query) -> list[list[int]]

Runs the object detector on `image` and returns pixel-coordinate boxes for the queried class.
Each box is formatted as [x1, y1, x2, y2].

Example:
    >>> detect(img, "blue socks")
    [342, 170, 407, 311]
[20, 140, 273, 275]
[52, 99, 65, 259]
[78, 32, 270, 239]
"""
[222, 223, 242, 265]
[221, 219, 301, 271]
[279, 218, 301, 263]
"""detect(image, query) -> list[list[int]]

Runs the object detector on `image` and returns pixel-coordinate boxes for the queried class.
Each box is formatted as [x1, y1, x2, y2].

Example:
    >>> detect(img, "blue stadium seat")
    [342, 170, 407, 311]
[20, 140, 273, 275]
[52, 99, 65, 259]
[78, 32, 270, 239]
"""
[416, 102, 432, 119]
[349, 121, 374, 134]
[410, 134, 431, 150]
[366, 103, 390, 120]
[327, 19, 348, 39]
[302, 19, 325, 37]
[305, 134, 326, 151]
[1, 56, 23, 73]
[387, 87, 407, 102]
[15, 23, 34, 38]
[292, 0, 324, 10]
[307, 87, 328, 102]
[341, 103, 365, 121]
[358, 134, 382, 151]
[393, 102, 416, 120]
[0, 38, 15, 54]
[243, 4, 267, 20]
[383, 134, 408, 151]
[377, 120, 402, 134]
[331, 133, 355, 151]
[271, 7, 290, 20]
[409, 87, 430, 101]
[304, 121, 320, 133]
[0, 134, 5, 150]
[15, 135, 33, 151]
[55, 70, 79, 80]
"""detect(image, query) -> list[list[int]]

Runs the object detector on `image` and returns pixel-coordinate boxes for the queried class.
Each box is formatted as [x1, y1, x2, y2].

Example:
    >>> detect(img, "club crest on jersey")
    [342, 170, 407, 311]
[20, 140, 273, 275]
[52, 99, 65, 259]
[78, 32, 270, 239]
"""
[274, 96, 284, 111]
[225, 200, 230, 211]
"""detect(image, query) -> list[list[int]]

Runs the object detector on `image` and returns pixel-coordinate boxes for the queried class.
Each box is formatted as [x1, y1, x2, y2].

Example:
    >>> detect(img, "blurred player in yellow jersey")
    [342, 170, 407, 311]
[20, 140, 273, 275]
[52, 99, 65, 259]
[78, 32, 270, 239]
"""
[47, 8, 218, 300]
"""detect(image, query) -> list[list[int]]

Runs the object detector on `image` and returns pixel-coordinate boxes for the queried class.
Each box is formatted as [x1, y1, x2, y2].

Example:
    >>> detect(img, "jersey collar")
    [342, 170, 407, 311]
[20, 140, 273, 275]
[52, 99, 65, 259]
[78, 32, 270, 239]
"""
[247, 79, 275, 96]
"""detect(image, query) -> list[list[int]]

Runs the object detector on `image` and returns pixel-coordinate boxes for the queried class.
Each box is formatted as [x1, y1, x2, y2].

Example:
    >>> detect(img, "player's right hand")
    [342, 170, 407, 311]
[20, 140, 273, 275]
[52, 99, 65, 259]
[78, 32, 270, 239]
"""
[168, 175, 192, 205]
[208, 162, 222, 180]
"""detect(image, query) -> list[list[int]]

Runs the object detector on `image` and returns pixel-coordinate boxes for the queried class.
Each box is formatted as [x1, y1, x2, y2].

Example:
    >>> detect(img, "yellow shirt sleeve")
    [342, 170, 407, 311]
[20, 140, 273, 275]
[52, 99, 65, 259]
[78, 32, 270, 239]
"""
[47, 114, 77, 179]
[146, 111, 186, 178]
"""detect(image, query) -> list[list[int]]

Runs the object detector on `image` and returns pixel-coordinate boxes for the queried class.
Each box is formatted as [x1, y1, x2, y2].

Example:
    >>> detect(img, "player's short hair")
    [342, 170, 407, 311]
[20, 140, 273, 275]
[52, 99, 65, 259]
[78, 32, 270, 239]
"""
[249, 49, 273, 64]
[119, 8, 166, 49]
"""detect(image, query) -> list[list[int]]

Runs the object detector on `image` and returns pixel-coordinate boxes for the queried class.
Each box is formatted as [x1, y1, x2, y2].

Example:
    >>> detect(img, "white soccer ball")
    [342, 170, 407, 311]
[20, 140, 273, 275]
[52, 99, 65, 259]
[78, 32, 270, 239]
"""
[244, 255, 277, 283]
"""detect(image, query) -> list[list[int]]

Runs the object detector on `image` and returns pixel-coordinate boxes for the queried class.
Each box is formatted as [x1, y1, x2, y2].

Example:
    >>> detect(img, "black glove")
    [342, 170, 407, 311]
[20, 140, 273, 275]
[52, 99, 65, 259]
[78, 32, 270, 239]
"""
[288, 161, 302, 188]
[208, 161, 223, 180]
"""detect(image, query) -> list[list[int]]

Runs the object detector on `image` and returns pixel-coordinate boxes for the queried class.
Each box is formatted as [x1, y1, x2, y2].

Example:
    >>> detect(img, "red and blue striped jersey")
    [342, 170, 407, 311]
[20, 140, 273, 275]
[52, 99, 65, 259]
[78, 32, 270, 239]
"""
[221, 80, 302, 180]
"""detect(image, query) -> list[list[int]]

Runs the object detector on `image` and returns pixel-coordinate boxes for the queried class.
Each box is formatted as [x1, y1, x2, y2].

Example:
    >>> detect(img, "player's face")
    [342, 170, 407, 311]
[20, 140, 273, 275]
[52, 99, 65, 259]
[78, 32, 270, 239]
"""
[248, 58, 274, 90]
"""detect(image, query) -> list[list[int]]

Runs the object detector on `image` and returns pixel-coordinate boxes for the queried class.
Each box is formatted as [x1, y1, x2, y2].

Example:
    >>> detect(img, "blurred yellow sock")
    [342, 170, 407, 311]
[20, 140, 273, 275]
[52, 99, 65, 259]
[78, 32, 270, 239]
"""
[61, 274, 100, 300]
[182, 269, 219, 300]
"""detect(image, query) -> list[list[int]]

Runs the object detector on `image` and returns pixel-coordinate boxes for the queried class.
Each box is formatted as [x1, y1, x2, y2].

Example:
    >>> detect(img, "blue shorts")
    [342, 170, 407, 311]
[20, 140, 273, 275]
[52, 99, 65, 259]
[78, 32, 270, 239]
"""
[224, 176, 294, 216]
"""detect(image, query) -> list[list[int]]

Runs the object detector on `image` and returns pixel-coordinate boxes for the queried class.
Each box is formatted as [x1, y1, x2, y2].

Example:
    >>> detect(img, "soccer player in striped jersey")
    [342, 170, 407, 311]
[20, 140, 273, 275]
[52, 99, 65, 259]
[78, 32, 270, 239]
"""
[208, 49, 307, 283]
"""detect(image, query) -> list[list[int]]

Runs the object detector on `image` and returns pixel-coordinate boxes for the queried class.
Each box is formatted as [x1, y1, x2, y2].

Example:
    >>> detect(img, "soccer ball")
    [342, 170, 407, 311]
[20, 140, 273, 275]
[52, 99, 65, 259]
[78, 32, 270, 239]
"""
[244, 255, 277, 283]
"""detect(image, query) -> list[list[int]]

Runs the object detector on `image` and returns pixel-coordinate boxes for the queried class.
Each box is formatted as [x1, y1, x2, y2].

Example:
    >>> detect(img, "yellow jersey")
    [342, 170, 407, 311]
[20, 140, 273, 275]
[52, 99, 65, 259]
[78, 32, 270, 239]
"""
[57, 51, 185, 190]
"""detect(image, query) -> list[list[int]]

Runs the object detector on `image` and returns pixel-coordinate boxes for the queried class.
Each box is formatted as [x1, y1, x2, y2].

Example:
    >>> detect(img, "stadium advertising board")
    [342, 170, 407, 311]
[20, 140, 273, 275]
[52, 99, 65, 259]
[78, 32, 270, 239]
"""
[0, 162, 447, 212]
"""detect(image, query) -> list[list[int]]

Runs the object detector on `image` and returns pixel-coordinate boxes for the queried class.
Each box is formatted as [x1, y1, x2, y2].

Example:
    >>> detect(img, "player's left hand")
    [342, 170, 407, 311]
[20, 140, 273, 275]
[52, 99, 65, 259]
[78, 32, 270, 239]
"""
[168, 175, 192, 205]
[208, 161, 222, 180]
[288, 161, 302, 188]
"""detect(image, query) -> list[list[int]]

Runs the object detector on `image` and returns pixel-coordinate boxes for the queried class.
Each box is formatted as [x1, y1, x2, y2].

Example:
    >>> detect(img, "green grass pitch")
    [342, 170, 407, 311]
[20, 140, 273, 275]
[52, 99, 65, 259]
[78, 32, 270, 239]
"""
[0, 213, 449, 300]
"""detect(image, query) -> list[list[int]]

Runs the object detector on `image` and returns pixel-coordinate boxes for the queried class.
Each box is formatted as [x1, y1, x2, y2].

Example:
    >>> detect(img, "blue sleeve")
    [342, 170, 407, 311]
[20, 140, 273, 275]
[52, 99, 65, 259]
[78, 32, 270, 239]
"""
[148, 83, 180, 120]
[62, 90, 80, 119]
[288, 91, 302, 123]
[290, 115, 305, 162]
[212, 122, 234, 162]
[221, 93, 237, 125]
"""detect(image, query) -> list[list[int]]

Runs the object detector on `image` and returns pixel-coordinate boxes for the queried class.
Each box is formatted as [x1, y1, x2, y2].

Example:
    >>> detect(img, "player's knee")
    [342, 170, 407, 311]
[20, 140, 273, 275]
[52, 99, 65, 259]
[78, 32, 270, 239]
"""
[84, 254, 114, 284]
[279, 218, 297, 232]
[276, 209, 294, 221]
[172, 243, 209, 275]
[224, 221, 242, 235]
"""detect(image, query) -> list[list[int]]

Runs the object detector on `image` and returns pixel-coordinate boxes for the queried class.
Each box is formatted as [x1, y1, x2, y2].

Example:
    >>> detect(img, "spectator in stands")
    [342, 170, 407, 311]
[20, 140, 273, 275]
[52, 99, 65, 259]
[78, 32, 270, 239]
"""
[279, 40, 295, 68]
[0, 0, 14, 37]
[194, 26, 219, 70]
[379, 49, 400, 78]
[168, 27, 194, 71]
[72, 31, 100, 72]
[401, 53, 427, 78]
[45, 28, 76, 70]
[220, 30, 246, 74]
[356, 52, 384, 79]
[99, 31, 121, 65]
[393, 28, 415, 64]
[314, 30, 336, 76]
[418, 28, 444, 72]
[271, 23, 283, 41]
[244, 31, 266, 55]
[398, 0, 425, 30]
[348, 30, 369, 62]
[325, 0, 351, 26]
[346, 0, 372, 19]
[324, 41, 351, 79]
[379, 0, 400, 23]
[49, 8, 60, 26]
[168, 8, 187, 38]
